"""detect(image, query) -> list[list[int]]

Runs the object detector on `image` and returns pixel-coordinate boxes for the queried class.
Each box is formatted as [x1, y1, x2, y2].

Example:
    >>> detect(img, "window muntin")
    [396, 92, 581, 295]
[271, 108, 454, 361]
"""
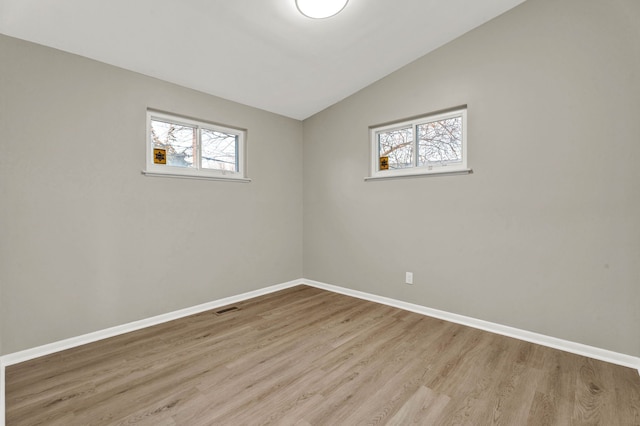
[145, 111, 246, 181]
[370, 107, 467, 178]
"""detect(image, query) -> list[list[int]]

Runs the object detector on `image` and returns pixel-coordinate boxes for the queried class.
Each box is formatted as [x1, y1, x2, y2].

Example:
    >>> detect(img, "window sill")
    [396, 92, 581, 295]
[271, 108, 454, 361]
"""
[365, 168, 473, 181]
[141, 170, 252, 183]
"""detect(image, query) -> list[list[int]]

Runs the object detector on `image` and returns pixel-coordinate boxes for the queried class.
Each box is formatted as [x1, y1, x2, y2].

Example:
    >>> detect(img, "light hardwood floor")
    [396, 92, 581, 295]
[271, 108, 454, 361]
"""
[6, 285, 640, 425]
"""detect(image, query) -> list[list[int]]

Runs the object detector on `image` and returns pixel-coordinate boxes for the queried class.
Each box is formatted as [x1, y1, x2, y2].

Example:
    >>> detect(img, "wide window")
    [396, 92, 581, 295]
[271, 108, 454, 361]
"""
[368, 107, 469, 179]
[144, 110, 248, 182]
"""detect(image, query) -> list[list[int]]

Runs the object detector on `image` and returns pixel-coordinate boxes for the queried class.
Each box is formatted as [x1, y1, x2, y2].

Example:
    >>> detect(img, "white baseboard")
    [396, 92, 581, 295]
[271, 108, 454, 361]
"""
[302, 279, 640, 373]
[1, 279, 303, 368]
[2, 277, 639, 425]
[0, 279, 303, 426]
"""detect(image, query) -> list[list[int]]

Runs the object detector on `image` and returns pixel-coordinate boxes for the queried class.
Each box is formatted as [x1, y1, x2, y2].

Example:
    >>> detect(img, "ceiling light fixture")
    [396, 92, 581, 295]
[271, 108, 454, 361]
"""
[295, 0, 349, 19]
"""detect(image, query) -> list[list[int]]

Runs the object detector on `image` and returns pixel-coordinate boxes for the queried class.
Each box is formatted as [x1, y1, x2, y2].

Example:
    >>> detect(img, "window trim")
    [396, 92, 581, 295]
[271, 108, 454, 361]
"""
[367, 107, 470, 180]
[143, 110, 250, 182]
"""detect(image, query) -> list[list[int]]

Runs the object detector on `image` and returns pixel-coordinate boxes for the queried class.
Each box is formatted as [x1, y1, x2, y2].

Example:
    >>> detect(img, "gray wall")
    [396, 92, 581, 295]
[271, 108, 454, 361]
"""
[303, 0, 640, 357]
[0, 35, 303, 355]
[2, 0, 639, 359]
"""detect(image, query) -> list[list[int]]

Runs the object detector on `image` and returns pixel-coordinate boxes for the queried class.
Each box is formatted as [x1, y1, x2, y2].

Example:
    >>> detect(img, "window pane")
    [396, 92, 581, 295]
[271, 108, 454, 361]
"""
[417, 116, 462, 166]
[201, 128, 238, 172]
[150, 119, 196, 168]
[378, 127, 414, 170]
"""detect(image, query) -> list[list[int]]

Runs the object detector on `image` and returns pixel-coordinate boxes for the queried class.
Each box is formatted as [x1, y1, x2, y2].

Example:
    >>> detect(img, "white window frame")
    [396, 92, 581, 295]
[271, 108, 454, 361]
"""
[143, 110, 250, 182]
[367, 107, 470, 180]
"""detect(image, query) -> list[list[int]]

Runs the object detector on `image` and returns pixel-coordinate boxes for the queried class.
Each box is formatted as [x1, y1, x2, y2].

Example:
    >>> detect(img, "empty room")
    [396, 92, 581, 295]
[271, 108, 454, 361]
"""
[1, 0, 639, 424]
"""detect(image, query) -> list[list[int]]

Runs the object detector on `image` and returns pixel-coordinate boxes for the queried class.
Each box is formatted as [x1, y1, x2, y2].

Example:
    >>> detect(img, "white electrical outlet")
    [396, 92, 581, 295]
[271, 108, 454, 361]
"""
[405, 272, 413, 285]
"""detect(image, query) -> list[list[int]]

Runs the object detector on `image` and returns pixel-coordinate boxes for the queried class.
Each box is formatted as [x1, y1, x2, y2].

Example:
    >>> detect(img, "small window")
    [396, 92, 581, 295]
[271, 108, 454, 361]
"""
[369, 107, 469, 179]
[144, 110, 248, 181]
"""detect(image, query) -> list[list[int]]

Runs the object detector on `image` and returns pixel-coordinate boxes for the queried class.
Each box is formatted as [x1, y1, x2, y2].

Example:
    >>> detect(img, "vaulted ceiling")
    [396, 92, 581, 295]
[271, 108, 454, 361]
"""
[0, 0, 526, 119]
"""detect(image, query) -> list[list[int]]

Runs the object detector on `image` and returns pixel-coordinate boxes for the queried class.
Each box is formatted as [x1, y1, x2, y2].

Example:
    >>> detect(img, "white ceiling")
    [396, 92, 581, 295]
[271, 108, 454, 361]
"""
[0, 0, 526, 120]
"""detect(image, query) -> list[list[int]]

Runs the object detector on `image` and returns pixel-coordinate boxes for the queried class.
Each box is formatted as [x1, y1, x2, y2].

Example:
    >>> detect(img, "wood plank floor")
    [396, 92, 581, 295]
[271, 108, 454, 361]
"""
[6, 285, 640, 425]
